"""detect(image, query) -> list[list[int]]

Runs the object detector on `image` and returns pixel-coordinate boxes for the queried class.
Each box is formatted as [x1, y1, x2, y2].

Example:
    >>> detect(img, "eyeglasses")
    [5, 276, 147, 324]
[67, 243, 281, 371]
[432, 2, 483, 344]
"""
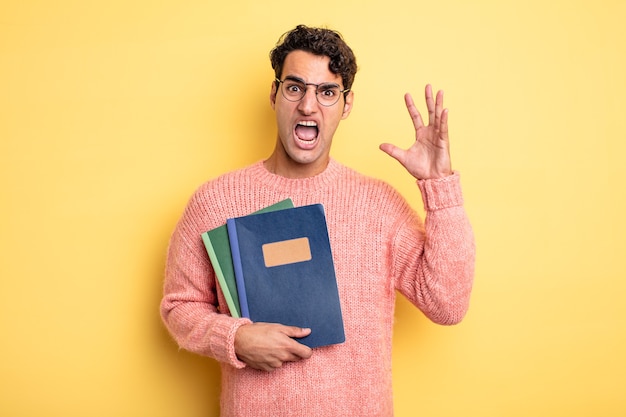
[275, 77, 350, 107]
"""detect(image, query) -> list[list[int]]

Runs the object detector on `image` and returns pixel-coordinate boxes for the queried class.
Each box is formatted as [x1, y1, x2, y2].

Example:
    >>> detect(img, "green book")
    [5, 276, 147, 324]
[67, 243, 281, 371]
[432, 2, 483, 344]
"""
[201, 199, 294, 317]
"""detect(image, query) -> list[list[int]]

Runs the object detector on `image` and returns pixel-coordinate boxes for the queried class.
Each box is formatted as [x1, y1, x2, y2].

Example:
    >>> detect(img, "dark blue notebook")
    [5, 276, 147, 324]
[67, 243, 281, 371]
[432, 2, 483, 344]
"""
[226, 204, 345, 348]
[201, 199, 294, 318]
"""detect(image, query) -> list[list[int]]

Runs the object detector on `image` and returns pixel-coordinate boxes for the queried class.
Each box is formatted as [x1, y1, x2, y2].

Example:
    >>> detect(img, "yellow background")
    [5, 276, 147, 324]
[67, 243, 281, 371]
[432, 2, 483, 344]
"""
[2, 1, 625, 416]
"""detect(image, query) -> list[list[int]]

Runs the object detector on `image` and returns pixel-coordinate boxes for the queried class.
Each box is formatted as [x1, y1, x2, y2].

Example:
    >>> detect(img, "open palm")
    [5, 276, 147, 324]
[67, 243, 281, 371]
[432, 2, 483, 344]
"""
[380, 84, 452, 180]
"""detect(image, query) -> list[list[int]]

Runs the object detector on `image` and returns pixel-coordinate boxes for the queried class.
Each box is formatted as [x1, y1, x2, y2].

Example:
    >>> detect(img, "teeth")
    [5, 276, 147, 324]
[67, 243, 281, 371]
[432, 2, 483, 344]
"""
[297, 121, 318, 127]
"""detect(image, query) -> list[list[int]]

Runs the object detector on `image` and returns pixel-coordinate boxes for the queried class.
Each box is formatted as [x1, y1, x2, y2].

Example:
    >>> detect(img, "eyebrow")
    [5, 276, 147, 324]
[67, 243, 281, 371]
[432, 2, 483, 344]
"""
[284, 75, 306, 84]
[283, 75, 340, 88]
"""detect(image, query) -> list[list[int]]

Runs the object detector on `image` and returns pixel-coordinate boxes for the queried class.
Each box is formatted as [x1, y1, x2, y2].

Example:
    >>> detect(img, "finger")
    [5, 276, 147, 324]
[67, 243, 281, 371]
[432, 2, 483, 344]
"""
[434, 89, 444, 130]
[277, 334, 312, 360]
[282, 326, 311, 339]
[425, 84, 435, 126]
[440, 108, 449, 142]
[404, 93, 424, 129]
[379, 143, 407, 166]
[281, 326, 313, 359]
[288, 342, 313, 360]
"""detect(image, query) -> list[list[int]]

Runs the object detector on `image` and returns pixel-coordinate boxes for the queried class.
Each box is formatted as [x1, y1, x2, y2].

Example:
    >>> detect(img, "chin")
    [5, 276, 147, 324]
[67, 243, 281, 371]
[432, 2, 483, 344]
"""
[289, 148, 326, 164]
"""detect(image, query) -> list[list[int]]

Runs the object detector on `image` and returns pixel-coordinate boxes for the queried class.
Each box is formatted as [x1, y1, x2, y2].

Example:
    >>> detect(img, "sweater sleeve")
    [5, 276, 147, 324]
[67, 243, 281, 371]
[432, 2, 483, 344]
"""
[160, 192, 251, 368]
[393, 171, 475, 325]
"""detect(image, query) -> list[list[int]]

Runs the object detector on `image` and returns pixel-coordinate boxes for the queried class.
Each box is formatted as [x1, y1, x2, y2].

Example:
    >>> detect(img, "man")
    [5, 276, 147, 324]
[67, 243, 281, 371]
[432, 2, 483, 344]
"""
[161, 25, 474, 416]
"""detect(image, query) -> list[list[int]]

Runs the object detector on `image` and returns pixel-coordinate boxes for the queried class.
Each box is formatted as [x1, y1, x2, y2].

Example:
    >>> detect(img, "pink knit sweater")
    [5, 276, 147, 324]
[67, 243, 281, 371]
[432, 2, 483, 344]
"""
[161, 159, 474, 416]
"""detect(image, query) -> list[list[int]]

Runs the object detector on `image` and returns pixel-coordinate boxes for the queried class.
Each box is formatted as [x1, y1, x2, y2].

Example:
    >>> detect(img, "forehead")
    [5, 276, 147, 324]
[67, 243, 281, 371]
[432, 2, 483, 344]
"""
[281, 50, 342, 85]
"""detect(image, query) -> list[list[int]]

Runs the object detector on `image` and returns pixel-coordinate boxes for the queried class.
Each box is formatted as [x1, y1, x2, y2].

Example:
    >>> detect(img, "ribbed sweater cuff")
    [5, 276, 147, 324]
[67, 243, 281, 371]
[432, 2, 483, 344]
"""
[417, 171, 464, 211]
[208, 316, 252, 369]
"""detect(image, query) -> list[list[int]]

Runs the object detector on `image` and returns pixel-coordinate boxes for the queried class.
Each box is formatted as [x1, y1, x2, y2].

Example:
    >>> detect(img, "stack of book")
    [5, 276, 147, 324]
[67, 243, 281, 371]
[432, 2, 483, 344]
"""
[201, 199, 345, 348]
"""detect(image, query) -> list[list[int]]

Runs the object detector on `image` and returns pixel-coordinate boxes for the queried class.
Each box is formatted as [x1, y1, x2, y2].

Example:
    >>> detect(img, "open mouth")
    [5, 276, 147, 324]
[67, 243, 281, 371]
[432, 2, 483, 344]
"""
[295, 121, 319, 141]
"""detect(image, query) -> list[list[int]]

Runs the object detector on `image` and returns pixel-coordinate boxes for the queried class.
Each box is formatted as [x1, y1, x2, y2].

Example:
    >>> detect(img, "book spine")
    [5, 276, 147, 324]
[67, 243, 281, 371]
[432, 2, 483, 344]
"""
[201, 232, 240, 318]
[226, 219, 250, 318]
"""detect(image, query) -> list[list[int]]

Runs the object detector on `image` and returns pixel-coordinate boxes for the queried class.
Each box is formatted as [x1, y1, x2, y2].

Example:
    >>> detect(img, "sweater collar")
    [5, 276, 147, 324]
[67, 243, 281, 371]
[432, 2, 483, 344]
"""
[249, 158, 344, 194]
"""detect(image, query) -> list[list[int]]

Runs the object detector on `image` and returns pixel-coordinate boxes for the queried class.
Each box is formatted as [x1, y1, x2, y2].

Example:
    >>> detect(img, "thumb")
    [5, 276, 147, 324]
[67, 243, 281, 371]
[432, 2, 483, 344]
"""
[379, 143, 406, 165]
[282, 326, 312, 338]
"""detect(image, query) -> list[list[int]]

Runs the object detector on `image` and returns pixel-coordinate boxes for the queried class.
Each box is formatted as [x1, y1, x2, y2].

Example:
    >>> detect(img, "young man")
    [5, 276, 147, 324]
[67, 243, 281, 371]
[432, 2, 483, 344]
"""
[161, 25, 475, 416]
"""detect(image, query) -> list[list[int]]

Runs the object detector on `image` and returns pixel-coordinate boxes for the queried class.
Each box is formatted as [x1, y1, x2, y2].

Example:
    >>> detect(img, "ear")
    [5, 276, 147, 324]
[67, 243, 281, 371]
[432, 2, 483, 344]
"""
[270, 80, 278, 110]
[341, 90, 354, 120]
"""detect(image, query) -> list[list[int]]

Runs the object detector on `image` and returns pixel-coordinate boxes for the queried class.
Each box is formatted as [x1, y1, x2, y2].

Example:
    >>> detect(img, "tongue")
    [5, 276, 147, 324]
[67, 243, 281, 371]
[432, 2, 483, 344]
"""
[295, 125, 318, 141]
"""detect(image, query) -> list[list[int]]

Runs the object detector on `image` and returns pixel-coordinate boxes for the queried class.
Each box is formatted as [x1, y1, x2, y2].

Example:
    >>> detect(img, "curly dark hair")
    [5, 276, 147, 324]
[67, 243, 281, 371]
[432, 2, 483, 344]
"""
[270, 25, 358, 91]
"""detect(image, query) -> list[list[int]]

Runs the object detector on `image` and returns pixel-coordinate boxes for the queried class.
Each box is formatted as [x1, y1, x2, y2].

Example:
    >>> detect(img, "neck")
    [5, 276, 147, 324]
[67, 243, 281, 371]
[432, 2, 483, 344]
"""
[264, 151, 329, 179]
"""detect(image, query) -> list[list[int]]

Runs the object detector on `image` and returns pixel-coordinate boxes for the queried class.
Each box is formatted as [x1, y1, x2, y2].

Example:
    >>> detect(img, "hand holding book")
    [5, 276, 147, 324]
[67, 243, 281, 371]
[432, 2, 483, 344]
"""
[234, 323, 313, 371]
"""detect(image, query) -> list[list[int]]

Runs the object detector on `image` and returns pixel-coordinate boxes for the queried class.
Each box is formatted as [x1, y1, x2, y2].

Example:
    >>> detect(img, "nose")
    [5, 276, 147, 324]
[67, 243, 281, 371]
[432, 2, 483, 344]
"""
[297, 86, 318, 114]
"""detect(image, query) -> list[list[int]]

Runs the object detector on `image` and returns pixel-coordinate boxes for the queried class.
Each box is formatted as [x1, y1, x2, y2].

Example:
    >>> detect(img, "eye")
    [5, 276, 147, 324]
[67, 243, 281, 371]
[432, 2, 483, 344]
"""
[319, 85, 338, 97]
[285, 82, 304, 93]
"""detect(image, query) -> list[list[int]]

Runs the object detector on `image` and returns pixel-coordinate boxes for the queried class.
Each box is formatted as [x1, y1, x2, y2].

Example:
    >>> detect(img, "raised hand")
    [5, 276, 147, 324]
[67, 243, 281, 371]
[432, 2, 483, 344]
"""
[379, 84, 453, 180]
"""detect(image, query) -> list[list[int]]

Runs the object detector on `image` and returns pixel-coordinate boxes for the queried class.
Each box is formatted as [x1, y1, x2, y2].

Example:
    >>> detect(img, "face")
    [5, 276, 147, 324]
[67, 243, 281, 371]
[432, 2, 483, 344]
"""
[268, 50, 353, 178]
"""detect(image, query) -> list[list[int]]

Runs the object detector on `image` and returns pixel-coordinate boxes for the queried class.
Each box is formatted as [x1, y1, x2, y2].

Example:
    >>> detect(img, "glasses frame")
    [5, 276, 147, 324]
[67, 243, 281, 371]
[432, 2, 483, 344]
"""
[275, 77, 350, 107]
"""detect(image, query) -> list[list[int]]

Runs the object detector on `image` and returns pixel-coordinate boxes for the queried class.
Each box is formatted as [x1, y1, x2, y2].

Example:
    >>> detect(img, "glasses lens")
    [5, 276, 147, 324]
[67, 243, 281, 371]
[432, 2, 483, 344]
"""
[317, 84, 341, 106]
[281, 80, 306, 101]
